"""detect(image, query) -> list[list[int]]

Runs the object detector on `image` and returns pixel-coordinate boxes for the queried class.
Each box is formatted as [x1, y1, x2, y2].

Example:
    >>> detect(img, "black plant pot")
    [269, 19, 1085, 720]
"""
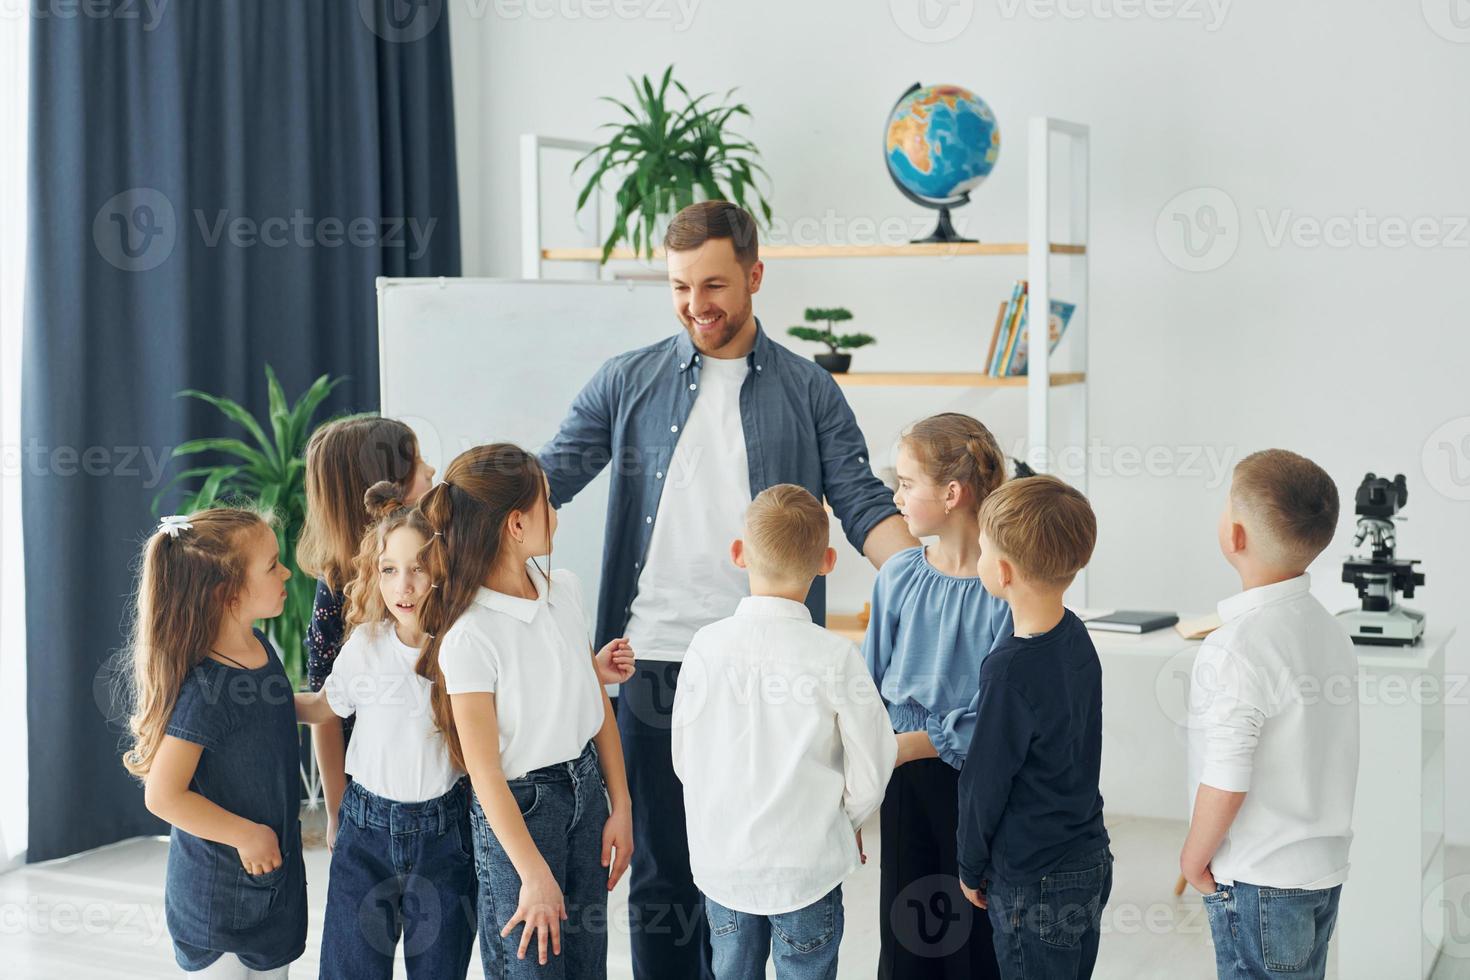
[815, 352, 852, 373]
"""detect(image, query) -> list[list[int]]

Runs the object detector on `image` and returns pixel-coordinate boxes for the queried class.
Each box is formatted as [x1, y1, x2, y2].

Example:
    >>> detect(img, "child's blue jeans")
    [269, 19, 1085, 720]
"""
[319, 778, 477, 980]
[704, 885, 843, 980]
[1203, 881, 1341, 979]
[470, 741, 611, 980]
[983, 847, 1113, 980]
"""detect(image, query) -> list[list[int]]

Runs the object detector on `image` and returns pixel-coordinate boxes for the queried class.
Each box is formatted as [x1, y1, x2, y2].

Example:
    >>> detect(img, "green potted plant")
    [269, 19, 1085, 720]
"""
[574, 66, 773, 263]
[787, 307, 876, 373]
[153, 365, 344, 689]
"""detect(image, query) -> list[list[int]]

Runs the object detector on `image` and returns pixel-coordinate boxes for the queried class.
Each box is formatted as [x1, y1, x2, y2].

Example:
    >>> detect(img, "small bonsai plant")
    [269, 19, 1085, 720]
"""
[787, 307, 876, 373]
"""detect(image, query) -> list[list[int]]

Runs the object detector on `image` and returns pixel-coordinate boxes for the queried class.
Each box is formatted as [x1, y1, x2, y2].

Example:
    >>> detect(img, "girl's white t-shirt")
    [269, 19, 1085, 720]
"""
[323, 621, 463, 803]
[437, 563, 605, 780]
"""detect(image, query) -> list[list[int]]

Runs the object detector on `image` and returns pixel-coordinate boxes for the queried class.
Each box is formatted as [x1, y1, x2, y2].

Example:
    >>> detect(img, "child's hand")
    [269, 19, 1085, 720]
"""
[1181, 858, 1217, 895]
[961, 880, 988, 910]
[856, 829, 867, 864]
[237, 822, 282, 876]
[293, 690, 336, 726]
[501, 863, 567, 965]
[894, 731, 936, 767]
[594, 638, 635, 685]
[602, 805, 635, 890]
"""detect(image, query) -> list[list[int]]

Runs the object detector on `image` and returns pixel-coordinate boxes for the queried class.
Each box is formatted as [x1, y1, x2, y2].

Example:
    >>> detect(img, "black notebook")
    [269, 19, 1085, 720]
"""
[1083, 611, 1179, 634]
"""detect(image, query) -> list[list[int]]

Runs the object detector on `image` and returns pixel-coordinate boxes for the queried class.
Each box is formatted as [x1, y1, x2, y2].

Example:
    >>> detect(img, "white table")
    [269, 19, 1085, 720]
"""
[1092, 624, 1453, 980]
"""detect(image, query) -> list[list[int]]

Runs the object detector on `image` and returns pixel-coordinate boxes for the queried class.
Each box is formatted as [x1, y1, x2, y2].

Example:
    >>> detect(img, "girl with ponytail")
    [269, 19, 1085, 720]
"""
[862, 412, 1014, 979]
[415, 444, 634, 979]
[294, 482, 476, 980]
[125, 507, 306, 976]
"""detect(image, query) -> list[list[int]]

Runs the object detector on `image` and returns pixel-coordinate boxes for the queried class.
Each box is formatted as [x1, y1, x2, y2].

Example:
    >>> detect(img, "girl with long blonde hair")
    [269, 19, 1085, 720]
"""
[125, 507, 305, 978]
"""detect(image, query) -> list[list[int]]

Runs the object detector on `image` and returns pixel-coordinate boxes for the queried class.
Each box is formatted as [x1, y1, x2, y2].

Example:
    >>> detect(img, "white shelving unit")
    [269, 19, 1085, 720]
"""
[521, 118, 1092, 596]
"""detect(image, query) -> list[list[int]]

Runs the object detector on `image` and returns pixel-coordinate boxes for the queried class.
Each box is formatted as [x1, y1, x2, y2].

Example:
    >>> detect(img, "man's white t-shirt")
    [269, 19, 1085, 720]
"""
[324, 621, 464, 803]
[624, 352, 753, 663]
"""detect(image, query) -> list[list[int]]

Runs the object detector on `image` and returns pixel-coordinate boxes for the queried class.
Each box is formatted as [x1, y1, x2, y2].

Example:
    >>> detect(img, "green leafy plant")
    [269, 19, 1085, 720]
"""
[152, 365, 345, 689]
[787, 307, 877, 355]
[574, 66, 773, 263]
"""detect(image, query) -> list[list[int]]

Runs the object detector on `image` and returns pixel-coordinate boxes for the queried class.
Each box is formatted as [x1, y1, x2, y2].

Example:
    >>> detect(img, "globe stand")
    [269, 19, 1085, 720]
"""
[913, 205, 974, 244]
[887, 159, 978, 244]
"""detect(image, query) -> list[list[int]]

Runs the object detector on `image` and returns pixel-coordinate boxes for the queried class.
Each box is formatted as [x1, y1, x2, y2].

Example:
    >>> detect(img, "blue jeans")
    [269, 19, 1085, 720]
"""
[704, 886, 843, 980]
[319, 778, 477, 980]
[470, 741, 611, 980]
[984, 848, 1113, 980]
[1203, 881, 1341, 979]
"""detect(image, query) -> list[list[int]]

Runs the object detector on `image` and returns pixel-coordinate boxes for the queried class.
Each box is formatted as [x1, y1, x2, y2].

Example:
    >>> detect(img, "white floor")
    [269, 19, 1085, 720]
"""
[2, 814, 1465, 979]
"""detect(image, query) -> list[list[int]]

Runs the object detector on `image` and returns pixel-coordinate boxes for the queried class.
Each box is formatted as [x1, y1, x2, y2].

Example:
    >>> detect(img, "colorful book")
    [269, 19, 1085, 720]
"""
[1005, 299, 1077, 376]
[983, 302, 1006, 372]
[990, 280, 1026, 376]
[998, 286, 1029, 376]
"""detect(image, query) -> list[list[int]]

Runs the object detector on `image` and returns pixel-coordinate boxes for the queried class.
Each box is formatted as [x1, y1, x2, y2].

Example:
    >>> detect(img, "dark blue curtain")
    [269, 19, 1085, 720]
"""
[22, 0, 460, 862]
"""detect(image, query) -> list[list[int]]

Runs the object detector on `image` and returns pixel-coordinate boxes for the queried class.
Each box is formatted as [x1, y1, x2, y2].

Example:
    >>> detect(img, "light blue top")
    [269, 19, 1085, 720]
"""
[863, 546, 1013, 769]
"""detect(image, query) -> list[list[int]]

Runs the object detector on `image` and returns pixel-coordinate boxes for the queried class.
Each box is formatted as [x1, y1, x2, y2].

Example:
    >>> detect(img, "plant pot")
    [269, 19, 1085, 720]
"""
[815, 353, 852, 373]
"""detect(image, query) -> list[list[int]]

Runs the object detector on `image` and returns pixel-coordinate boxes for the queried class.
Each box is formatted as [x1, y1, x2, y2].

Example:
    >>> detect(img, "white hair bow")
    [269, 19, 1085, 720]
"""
[157, 515, 193, 538]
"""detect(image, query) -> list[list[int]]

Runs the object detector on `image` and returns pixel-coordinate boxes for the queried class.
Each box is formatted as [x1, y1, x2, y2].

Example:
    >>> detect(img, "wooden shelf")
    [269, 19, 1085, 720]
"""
[540, 242, 1086, 262]
[831, 371, 1085, 388]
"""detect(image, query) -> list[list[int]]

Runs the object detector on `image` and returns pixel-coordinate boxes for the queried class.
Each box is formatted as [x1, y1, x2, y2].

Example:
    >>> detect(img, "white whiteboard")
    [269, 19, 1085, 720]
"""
[377, 277, 676, 606]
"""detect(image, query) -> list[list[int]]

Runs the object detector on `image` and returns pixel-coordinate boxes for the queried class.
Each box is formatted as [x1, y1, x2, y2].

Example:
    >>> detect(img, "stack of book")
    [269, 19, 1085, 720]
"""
[984, 280, 1077, 377]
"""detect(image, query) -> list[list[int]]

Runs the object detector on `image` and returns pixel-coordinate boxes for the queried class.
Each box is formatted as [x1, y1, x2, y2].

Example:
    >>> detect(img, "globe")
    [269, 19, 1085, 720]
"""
[884, 83, 1000, 242]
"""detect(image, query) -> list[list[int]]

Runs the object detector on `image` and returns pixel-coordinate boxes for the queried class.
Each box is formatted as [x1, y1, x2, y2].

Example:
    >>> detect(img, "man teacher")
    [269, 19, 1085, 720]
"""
[540, 201, 916, 978]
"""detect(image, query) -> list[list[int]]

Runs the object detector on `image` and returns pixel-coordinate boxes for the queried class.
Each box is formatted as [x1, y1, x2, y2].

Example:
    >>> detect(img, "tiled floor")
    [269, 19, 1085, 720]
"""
[1, 814, 1462, 979]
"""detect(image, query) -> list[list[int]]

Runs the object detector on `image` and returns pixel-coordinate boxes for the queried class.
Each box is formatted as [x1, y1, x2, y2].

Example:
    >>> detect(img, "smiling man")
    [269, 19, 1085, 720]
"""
[540, 201, 916, 979]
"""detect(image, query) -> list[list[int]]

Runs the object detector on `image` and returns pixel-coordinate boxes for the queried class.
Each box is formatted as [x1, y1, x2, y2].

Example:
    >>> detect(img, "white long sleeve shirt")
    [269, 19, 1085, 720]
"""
[671, 595, 897, 914]
[1187, 574, 1360, 889]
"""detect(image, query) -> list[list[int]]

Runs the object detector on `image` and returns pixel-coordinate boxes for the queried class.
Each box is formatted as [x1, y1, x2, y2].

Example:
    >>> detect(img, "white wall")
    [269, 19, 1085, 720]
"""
[449, 0, 1470, 839]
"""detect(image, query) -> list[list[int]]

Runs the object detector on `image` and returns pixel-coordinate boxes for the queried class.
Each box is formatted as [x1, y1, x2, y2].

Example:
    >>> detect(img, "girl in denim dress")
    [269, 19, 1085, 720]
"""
[414, 443, 636, 980]
[124, 508, 305, 978]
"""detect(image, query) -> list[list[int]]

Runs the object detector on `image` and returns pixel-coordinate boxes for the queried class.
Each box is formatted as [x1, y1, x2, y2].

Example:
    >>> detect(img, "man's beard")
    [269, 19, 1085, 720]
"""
[684, 300, 751, 355]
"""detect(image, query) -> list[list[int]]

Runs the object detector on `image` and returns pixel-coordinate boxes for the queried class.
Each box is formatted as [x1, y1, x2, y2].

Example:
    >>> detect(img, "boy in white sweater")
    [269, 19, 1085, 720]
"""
[672, 483, 897, 980]
[1181, 449, 1360, 980]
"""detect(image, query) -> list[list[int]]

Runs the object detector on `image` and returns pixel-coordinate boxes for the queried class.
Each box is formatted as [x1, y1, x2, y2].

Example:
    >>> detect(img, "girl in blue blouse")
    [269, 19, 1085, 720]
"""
[864, 412, 1012, 980]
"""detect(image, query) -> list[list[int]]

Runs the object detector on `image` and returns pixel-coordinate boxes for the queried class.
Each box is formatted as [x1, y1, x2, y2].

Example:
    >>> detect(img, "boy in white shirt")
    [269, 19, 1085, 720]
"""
[1181, 449, 1360, 980]
[672, 484, 897, 980]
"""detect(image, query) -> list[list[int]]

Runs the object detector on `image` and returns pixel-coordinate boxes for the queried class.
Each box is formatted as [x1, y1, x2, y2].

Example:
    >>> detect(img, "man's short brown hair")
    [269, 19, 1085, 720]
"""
[664, 201, 759, 266]
[979, 475, 1096, 589]
[743, 484, 828, 582]
[1230, 449, 1339, 569]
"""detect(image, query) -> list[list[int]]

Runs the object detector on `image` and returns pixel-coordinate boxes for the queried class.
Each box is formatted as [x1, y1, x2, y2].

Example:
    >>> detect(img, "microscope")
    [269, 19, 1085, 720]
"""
[1337, 472, 1426, 646]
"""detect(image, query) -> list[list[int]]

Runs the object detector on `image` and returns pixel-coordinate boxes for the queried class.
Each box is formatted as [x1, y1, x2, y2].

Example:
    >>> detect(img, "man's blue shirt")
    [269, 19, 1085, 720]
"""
[539, 320, 898, 647]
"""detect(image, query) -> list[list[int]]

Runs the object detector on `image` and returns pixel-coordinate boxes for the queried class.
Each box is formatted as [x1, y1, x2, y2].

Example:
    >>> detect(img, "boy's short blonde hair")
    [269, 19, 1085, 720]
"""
[978, 475, 1096, 588]
[743, 484, 829, 582]
[1230, 449, 1339, 570]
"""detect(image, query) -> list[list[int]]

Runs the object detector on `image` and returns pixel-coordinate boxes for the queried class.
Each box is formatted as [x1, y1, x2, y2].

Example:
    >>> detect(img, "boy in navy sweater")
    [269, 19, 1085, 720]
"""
[958, 475, 1111, 980]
